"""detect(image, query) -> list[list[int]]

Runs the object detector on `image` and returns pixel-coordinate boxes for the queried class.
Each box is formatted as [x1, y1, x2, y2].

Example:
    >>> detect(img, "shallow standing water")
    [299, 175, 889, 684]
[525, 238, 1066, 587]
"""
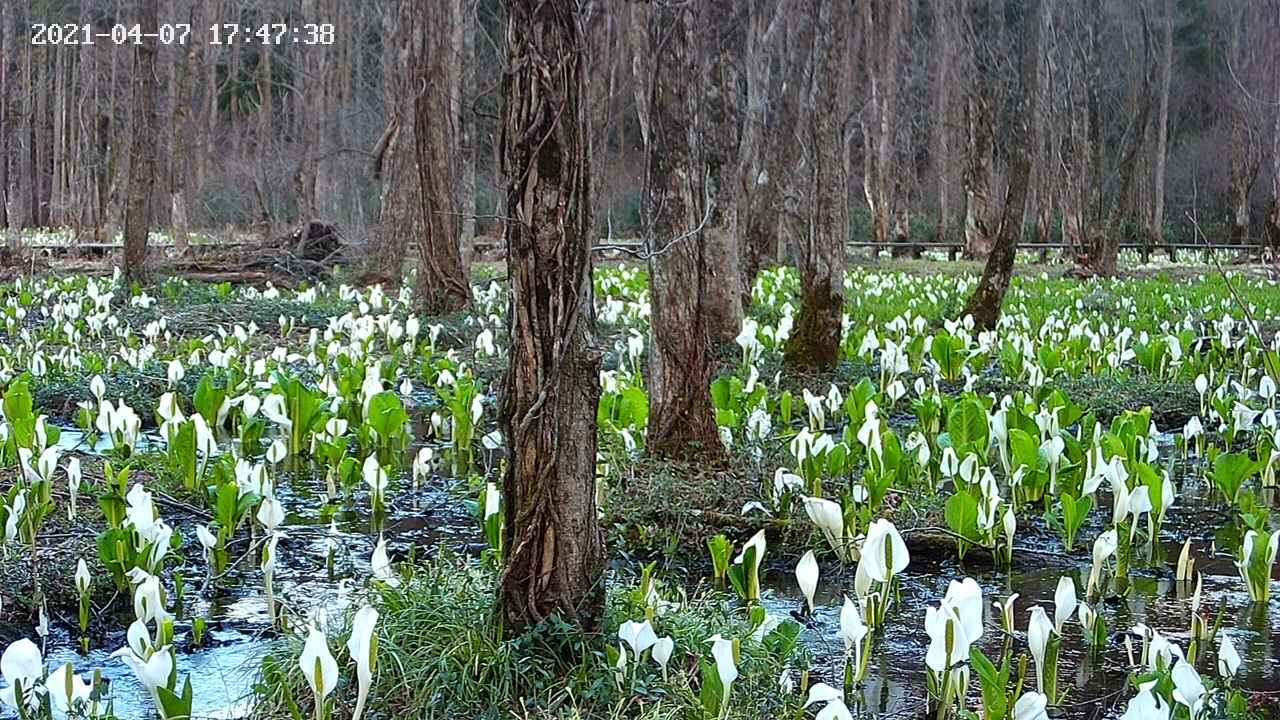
[18, 429, 1280, 719]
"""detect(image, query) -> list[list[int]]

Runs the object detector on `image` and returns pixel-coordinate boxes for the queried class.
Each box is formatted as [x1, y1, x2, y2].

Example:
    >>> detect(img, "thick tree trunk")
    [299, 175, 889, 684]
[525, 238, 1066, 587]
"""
[413, 0, 470, 314]
[738, 0, 789, 305]
[636, 3, 725, 462]
[784, 0, 848, 371]
[368, 0, 419, 284]
[497, 0, 604, 634]
[371, 117, 417, 283]
[699, 2, 744, 346]
[861, 0, 910, 251]
[123, 0, 159, 286]
[962, 0, 998, 260]
[964, 0, 1042, 330]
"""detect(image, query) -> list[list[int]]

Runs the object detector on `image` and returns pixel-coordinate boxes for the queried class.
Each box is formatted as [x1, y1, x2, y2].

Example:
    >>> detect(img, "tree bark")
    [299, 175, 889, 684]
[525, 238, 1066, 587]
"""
[123, 0, 160, 286]
[1149, 0, 1174, 258]
[963, 0, 1042, 330]
[636, 2, 726, 462]
[1268, 6, 1280, 253]
[738, 0, 790, 305]
[784, 0, 849, 371]
[962, 0, 999, 260]
[368, 0, 419, 284]
[458, 0, 478, 268]
[0, 0, 12, 249]
[170, 0, 197, 257]
[698, 1, 745, 346]
[497, 0, 604, 634]
[413, 0, 470, 313]
[932, 1, 954, 246]
[861, 0, 910, 251]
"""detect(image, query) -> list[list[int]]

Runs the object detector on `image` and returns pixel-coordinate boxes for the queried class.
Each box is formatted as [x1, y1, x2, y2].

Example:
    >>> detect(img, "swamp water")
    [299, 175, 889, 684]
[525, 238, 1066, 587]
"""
[14, 431, 1280, 719]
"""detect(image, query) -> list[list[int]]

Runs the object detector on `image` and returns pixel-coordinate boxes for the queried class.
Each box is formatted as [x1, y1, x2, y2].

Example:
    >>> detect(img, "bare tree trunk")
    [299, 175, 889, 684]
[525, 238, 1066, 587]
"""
[123, 0, 160, 285]
[368, 0, 418, 283]
[698, 1, 744, 345]
[932, 2, 953, 246]
[1150, 0, 1174, 259]
[636, 2, 725, 462]
[1269, 7, 1280, 253]
[1228, 114, 1262, 246]
[964, 0, 1042, 330]
[170, 0, 196, 256]
[784, 0, 848, 370]
[295, 0, 322, 220]
[962, 0, 998, 260]
[861, 0, 910, 250]
[1075, 4, 1153, 277]
[458, 0, 478, 268]
[413, 0, 470, 313]
[739, 0, 789, 304]
[497, 0, 604, 634]
[0, 0, 12, 252]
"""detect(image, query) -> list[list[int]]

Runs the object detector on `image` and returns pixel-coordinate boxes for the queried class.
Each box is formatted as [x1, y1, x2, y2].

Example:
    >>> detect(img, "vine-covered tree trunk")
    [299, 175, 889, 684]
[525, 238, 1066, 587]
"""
[964, 0, 1042, 330]
[413, 0, 469, 313]
[637, 2, 725, 462]
[784, 0, 848, 370]
[123, 0, 159, 286]
[497, 0, 604, 634]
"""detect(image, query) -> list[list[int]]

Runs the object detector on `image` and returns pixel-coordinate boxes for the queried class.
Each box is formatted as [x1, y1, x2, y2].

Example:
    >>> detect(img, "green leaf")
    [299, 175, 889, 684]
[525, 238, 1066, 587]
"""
[947, 398, 988, 455]
[366, 391, 409, 442]
[944, 491, 980, 543]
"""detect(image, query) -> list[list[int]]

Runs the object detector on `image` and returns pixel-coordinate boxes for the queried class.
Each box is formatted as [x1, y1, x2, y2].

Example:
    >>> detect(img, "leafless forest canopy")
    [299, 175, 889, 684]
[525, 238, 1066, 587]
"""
[2, 0, 1279, 267]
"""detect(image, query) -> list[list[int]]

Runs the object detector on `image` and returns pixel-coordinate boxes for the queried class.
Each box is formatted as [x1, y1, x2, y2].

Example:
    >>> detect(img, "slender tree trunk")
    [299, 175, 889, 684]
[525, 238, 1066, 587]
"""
[123, 0, 160, 285]
[0, 0, 12, 252]
[964, 0, 1042, 330]
[636, 2, 725, 462]
[413, 0, 470, 313]
[784, 0, 848, 370]
[1228, 114, 1261, 246]
[932, 2, 953, 246]
[1268, 11, 1280, 253]
[1150, 0, 1174, 259]
[1074, 5, 1153, 277]
[458, 0, 478, 268]
[497, 0, 604, 634]
[170, 0, 196, 256]
[253, 30, 273, 239]
[295, 0, 321, 220]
